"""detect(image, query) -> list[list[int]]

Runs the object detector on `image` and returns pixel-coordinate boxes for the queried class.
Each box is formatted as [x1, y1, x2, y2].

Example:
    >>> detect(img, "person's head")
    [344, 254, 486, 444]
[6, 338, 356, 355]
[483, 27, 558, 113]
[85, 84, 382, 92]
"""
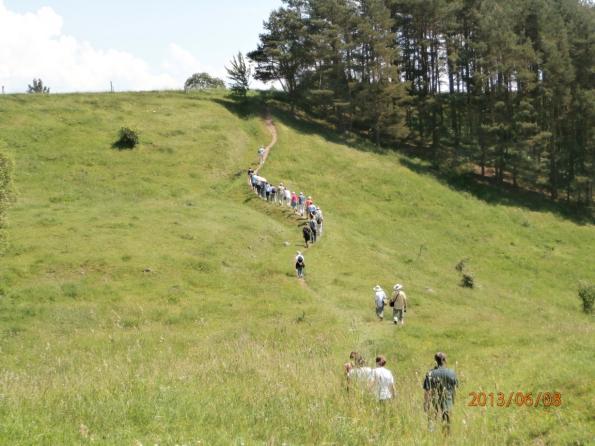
[376, 355, 387, 367]
[434, 352, 447, 366]
[393, 283, 403, 291]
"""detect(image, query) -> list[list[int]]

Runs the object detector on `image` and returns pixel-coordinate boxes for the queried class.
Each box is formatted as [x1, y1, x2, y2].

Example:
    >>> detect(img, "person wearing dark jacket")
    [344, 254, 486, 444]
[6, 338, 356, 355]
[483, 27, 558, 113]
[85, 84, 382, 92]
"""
[302, 225, 312, 248]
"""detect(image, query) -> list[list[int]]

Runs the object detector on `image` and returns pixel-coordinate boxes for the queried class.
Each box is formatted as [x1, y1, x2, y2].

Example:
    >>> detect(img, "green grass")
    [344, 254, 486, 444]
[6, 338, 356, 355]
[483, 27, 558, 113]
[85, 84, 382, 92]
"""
[0, 91, 593, 445]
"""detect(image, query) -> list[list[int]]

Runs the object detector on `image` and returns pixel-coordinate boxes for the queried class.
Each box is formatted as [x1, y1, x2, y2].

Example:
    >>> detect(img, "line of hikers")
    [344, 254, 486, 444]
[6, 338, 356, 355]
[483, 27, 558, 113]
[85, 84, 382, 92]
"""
[345, 351, 459, 434]
[248, 166, 325, 250]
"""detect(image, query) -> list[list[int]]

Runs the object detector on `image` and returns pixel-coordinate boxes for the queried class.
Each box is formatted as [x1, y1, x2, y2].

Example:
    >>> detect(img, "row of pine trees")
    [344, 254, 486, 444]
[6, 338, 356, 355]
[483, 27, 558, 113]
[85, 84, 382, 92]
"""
[248, 0, 594, 205]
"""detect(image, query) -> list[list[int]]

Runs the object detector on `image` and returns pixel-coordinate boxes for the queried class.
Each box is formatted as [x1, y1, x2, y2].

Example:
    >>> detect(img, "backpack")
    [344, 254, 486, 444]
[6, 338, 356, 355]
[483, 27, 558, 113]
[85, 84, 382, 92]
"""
[296, 256, 304, 266]
[309, 220, 316, 231]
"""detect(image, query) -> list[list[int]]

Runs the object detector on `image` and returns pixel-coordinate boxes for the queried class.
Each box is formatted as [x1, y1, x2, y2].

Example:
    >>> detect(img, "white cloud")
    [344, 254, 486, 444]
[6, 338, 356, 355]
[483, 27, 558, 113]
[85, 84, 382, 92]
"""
[0, 1, 209, 93]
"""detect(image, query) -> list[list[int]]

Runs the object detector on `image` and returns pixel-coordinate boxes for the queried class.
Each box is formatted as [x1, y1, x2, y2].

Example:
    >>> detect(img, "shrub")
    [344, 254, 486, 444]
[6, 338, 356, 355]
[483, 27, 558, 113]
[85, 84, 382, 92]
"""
[461, 273, 475, 288]
[184, 72, 226, 91]
[113, 127, 139, 150]
[578, 282, 595, 314]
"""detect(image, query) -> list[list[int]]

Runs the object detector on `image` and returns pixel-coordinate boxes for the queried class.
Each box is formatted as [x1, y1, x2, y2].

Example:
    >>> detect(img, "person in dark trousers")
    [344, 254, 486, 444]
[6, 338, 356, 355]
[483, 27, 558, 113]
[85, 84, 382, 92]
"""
[423, 352, 458, 434]
[302, 224, 312, 248]
[295, 251, 305, 278]
[308, 217, 317, 243]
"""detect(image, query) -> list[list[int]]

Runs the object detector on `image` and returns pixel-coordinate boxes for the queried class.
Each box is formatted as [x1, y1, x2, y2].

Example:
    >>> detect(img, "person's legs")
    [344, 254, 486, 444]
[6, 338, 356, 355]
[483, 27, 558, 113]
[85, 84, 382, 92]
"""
[441, 411, 451, 435]
[376, 305, 384, 320]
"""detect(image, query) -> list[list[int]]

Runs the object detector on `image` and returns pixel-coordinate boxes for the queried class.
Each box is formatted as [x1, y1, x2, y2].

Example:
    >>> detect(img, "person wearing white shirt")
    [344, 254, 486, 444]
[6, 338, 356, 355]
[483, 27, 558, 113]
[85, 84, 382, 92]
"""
[372, 355, 396, 401]
[344, 352, 373, 393]
[373, 285, 387, 320]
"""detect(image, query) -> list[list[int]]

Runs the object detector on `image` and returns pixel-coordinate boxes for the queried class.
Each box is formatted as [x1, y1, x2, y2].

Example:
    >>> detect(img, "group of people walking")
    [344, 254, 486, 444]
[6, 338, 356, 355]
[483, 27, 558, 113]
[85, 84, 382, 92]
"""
[373, 284, 408, 325]
[345, 351, 459, 433]
[250, 136, 459, 436]
[248, 146, 325, 280]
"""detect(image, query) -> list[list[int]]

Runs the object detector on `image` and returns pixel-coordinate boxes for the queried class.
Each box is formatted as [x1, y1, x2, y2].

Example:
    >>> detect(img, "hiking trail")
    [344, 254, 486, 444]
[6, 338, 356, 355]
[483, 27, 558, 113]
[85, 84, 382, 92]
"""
[254, 116, 277, 175]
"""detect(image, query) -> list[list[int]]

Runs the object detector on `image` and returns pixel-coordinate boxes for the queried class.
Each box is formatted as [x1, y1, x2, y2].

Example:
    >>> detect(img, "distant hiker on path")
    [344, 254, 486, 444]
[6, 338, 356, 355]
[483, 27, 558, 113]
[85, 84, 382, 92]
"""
[298, 192, 305, 216]
[374, 285, 387, 321]
[258, 146, 266, 165]
[423, 352, 458, 434]
[302, 224, 313, 248]
[371, 355, 396, 402]
[247, 167, 254, 187]
[308, 217, 318, 243]
[295, 251, 306, 278]
[315, 206, 324, 236]
[291, 191, 298, 212]
[390, 284, 407, 325]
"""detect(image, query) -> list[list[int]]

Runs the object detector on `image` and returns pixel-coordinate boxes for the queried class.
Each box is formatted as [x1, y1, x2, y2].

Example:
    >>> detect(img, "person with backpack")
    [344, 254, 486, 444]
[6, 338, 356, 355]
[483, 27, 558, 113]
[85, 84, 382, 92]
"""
[373, 285, 387, 321]
[302, 224, 313, 248]
[389, 283, 407, 325]
[295, 251, 305, 278]
[284, 188, 292, 207]
[308, 217, 318, 243]
[291, 192, 298, 213]
[315, 206, 324, 236]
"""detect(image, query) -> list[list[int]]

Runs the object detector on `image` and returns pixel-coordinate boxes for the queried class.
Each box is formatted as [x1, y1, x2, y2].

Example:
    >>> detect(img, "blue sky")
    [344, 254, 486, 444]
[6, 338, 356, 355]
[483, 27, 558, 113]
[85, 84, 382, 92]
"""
[0, 0, 282, 92]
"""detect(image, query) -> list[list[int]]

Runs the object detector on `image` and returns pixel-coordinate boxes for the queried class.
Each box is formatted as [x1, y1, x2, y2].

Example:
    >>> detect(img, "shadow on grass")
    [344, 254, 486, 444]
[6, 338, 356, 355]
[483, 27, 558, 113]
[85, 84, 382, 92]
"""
[218, 92, 593, 225]
[214, 93, 386, 155]
[400, 158, 594, 225]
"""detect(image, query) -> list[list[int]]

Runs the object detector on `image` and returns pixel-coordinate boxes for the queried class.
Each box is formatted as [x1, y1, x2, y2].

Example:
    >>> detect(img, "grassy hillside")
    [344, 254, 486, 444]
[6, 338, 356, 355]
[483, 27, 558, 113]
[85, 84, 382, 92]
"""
[0, 91, 593, 445]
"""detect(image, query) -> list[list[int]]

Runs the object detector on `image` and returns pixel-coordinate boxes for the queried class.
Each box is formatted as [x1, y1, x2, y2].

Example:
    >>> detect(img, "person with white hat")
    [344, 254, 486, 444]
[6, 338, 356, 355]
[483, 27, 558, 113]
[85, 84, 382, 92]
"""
[258, 146, 266, 165]
[295, 251, 305, 278]
[389, 283, 407, 325]
[315, 206, 324, 236]
[373, 285, 387, 321]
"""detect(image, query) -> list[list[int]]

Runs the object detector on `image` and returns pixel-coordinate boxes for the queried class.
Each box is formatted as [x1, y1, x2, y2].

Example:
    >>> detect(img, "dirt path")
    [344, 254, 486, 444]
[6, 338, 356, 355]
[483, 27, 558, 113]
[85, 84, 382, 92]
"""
[255, 117, 277, 174]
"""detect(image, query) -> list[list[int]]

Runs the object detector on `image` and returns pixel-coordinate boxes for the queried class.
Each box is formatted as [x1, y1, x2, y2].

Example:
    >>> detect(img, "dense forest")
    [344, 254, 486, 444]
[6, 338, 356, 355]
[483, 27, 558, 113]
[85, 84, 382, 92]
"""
[248, 0, 594, 205]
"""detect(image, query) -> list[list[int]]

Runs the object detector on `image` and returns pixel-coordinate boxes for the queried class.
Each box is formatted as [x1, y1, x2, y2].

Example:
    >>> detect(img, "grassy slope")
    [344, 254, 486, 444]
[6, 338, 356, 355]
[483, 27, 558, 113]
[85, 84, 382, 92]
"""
[0, 91, 593, 445]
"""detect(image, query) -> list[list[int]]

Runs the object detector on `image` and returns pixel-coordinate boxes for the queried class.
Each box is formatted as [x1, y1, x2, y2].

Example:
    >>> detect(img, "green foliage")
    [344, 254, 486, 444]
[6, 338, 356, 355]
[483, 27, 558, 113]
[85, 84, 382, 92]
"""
[27, 78, 50, 94]
[184, 72, 226, 92]
[578, 282, 595, 314]
[250, 0, 595, 206]
[226, 52, 251, 98]
[113, 127, 139, 150]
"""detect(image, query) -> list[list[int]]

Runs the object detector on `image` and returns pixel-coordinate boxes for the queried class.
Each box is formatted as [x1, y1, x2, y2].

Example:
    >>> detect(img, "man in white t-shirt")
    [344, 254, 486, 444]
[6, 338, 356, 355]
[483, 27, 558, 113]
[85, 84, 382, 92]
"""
[371, 355, 395, 401]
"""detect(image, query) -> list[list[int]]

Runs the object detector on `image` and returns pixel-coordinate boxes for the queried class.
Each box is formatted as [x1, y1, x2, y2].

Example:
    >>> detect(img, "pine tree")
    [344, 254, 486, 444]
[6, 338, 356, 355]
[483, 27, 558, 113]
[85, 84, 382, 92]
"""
[226, 53, 251, 97]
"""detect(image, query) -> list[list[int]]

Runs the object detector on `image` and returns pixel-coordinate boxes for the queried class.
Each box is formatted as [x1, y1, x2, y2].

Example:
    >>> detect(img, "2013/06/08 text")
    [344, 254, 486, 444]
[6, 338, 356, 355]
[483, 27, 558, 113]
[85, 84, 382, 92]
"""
[467, 392, 562, 408]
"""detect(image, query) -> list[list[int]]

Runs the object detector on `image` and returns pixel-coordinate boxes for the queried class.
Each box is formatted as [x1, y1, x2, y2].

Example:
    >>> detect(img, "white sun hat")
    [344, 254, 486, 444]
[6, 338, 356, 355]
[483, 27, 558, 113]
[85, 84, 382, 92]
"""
[393, 284, 403, 291]
[373, 285, 383, 291]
